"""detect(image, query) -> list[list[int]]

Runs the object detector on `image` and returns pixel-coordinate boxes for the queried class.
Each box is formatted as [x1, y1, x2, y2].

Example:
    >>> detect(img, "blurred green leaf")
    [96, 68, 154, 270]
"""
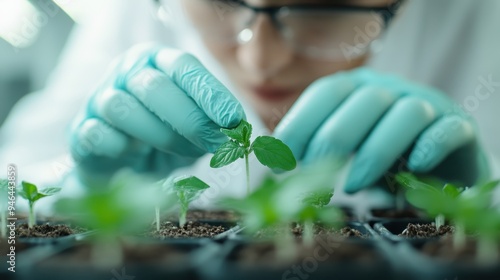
[442, 184, 461, 199]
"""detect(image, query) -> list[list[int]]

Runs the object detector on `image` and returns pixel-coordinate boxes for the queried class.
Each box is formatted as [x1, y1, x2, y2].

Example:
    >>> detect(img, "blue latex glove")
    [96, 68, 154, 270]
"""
[70, 44, 244, 184]
[274, 68, 490, 193]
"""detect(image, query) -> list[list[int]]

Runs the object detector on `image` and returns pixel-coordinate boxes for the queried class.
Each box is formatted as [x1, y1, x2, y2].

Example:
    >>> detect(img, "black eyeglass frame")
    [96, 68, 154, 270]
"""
[154, 0, 404, 27]
[222, 0, 403, 27]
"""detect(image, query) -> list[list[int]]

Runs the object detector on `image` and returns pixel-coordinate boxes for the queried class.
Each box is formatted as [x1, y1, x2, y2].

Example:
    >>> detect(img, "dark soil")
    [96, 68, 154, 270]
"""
[166, 209, 239, 222]
[233, 241, 378, 266]
[148, 221, 228, 239]
[255, 223, 366, 239]
[398, 223, 454, 238]
[40, 242, 189, 266]
[371, 208, 422, 219]
[16, 223, 79, 238]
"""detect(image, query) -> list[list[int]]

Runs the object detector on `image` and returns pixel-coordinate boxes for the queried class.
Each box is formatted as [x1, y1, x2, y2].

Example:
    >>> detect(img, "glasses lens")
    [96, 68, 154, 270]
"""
[178, 0, 253, 45]
[278, 8, 385, 60]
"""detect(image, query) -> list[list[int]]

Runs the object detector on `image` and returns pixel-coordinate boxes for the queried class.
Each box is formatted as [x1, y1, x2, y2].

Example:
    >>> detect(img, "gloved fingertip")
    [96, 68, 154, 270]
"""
[407, 150, 434, 173]
[224, 109, 246, 128]
[343, 158, 374, 194]
[344, 174, 367, 194]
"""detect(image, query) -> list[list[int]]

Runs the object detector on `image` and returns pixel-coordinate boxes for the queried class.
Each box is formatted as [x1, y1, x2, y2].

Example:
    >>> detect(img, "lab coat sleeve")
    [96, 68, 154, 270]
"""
[0, 0, 176, 187]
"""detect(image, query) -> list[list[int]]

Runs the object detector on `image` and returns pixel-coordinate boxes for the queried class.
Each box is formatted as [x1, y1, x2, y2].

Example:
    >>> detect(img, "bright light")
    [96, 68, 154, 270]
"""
[237, 28, 253, 44]
[0, 0, 41, 48]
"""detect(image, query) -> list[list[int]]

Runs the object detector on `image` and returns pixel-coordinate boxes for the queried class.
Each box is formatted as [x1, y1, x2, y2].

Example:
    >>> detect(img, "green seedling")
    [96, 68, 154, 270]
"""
[452, 180, 500, 263]
[298, 191, 342, 247]
[220, 160, 344, 257]
[18, 181, 61, 229]
[210, 120, 296, 195]
[276, 162, 344, 247]
[1, 179, 8, 238]
[396, 172, 500, 263]
[157, 175, 210, 229]
[396, 173, 463, 229]
[55, 171, 161, 267]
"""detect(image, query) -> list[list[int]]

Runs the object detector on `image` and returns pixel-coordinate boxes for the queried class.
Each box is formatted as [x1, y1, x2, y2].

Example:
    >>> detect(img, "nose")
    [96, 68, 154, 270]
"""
[236, 15, 294, 81]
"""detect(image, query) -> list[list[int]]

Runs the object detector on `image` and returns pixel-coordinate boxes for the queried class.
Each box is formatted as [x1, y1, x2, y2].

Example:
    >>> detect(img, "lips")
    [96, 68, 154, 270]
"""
[252, 85, 296, 102]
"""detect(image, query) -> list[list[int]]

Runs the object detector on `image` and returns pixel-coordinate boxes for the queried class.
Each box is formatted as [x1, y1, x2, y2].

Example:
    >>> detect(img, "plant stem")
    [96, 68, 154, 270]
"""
[452, 222, 466, 251]
[245, 152, 250, 195]
[179, 205, 187, 228]
[1, 210, 6, 238]
[476, 236, 498, 265]
[435, 214, 445, 230]
[155, 206, 160, 232]
[276, 224, 296, 262]
[303, 220, 314, 247]
[28, 202, 35, 229]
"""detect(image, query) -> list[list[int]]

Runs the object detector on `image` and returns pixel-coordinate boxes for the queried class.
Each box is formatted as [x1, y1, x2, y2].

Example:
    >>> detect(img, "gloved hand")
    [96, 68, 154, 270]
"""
[70, 44, 244, 185]
[274, 68, 490, 193]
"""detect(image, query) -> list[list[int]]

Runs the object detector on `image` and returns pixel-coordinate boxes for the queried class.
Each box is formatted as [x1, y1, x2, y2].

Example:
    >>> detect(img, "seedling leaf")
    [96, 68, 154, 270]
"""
[252, 136, 297, 171]
[220, 120, 252, 146]
[442, 184, 461, 199]
[302, 191, 333, 208]
[210, 140, 245, 168]
[173, 176, 210, 203]
[395, 172, 439, 192]
[19, 181, 38, 201]
[39, 187, 62, 196]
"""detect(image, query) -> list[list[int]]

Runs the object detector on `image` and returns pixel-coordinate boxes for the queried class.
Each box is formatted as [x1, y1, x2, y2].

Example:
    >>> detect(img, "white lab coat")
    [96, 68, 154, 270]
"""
[1, 0, 499, 212]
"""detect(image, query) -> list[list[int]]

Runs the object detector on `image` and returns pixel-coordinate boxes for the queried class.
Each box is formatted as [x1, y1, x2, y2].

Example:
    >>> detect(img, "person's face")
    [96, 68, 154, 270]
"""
[182, 0, 393, 131]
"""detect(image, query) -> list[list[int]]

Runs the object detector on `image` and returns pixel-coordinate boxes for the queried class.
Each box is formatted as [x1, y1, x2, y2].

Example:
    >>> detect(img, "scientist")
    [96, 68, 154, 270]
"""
[68, 0, 489, 193]
[2, 0, 498, 203]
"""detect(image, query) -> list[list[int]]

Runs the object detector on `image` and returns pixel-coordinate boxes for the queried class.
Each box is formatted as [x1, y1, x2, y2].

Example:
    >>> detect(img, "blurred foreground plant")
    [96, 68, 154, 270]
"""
[55, 171, 162, 267]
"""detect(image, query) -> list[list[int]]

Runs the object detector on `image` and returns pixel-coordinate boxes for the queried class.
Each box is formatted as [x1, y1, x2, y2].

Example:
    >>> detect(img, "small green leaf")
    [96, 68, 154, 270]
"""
[251, 136, 296, 171]
[33, 193, 49, 201]
[395, 173, 440, 193]
[442, 184, 461, 199]
[220, 120, 252, 146]
[174, 176, 210, 190]
[39, 187, 62, 196]
[21, 181, 38, 202]
[302, 191, 333, 208]
[210, 140, 246, 168]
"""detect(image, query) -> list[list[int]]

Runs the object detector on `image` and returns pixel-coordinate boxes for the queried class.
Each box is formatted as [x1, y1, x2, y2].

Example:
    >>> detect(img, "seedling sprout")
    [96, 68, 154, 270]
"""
[396, 172, 500, 264]
[55, 172, 161, 267]
[158, 175, 210, 228]
[18, 181, 61, 229]
[210, 120, 296, 194]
